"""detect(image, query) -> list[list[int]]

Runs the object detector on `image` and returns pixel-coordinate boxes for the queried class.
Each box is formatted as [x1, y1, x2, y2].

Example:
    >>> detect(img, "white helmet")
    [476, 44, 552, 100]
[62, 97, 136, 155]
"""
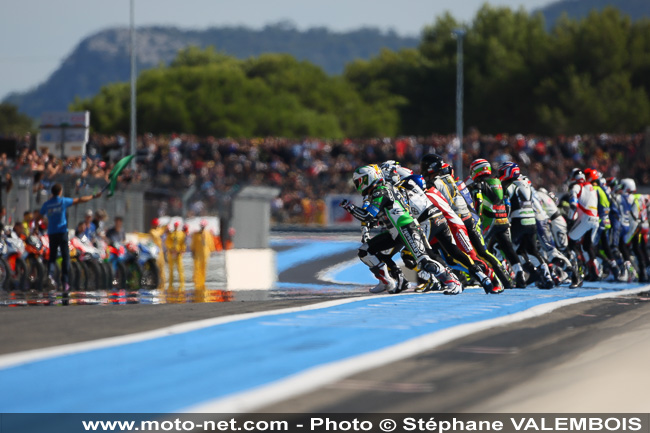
[380, 160, 398, 170]
[621, 178, 637, 194]
[380, 161, 413, 184]
[396, 165, 413, 178]
[379, 161, 399, 184]
[353, 165, 383, 195]
[569, 168, 586, 184]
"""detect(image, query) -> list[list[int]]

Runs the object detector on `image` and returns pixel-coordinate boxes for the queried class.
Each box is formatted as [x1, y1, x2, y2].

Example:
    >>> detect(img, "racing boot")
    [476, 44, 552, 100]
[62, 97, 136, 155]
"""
[441, 276, 464, 295]
[536, 263, 555, 289]
[388, 268, 410, 294]
[624, 260, 638, 282]
[608, 260, 620, 280]
[513, 263, 527, 288]
[370, 281, 392, 294]
[414, 269, 435, 292]
[470, 264, 502, 294]
[499, 267, 515, 289]
[415, 275, 442, 293]
[486, 274, 505, 293]
[421, 260, 463, 295]
[485, 265, 505, 293]
[586, 259, 602, 282]
[369, 264, 397, 294]
[416, 277, 442, 293]
[569, 265, 583, 288]
[548, 262, 566, 285]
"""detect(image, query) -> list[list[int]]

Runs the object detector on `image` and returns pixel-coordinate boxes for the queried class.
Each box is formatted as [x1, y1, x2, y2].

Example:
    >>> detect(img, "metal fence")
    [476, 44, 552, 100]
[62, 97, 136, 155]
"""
[3, 168, 150, 233]
[1, 169, 243, 251]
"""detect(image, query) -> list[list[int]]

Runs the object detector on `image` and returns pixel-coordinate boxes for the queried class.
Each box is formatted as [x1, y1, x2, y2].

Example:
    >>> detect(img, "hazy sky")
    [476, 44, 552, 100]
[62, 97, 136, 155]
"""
[0, 0, 552, 100]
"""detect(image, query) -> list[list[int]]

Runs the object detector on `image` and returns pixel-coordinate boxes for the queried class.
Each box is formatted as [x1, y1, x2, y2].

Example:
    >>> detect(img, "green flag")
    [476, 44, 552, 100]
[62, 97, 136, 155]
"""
[106, 154, 135, 197]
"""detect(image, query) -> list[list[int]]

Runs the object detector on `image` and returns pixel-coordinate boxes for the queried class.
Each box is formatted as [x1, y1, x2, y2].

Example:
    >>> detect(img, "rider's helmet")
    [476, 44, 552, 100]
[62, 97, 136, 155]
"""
[621, 178, 637, 194]
[497, 162, 521, 183]
[420, 154, 451, 181]
[379, 161, 413, 185]
[404, 174, 426, 190]
[584, 168, 601, 184]
[352, 165, 384, 195]
[569, 168, 586, 184]
[469, 159, 492, 181]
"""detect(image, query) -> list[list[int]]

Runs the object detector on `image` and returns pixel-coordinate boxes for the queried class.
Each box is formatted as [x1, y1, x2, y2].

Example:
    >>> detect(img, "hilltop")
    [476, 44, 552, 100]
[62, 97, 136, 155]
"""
[538, 0, 650, 27]
[4, 23, 418, 117]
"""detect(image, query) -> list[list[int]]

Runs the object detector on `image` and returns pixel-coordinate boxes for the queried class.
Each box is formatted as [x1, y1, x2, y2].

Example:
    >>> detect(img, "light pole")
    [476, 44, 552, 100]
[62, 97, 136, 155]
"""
[452, 28, 466, 180]
[129, 0, 137, 169]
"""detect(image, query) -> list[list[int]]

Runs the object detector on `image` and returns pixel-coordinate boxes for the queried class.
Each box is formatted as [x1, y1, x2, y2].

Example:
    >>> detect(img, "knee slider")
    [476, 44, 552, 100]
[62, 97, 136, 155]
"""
[422, 259, 444, 277]
[359, 244, 382, 268]
[358, 244, 370, 259]
[400, 249, 418, 270]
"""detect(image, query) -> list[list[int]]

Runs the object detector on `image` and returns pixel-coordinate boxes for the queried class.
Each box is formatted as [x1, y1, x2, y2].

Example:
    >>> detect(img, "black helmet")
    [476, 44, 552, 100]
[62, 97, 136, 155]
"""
[420, 154, 451, 179]
[607, 177, 619, 190]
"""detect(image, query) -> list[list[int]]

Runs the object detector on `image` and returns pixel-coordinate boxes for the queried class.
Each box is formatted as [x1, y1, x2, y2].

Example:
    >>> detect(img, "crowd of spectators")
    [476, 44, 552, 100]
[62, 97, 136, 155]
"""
[2, 130, 649, 225]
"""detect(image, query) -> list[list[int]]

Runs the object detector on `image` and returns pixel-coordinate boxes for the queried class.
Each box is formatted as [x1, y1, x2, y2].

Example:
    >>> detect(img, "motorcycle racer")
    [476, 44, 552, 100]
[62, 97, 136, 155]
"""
[341, 165, 463, 295]
[379, 161, 500, 294]
[467, 159, 526, 288]
[420, 154, 513, 290]
[498, 162, 555, 289]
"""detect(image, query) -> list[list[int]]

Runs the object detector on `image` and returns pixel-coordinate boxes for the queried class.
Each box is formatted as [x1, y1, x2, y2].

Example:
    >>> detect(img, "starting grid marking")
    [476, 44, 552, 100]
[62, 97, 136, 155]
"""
[0, 238, 647, 414]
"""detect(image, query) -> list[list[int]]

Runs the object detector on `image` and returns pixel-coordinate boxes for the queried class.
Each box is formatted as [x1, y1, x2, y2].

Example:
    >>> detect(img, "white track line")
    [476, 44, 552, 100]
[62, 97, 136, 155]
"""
[0, 294, 389, 370]
[316, 258, 407, 285]
[184, 285, 650, 413]
[316, 258, 362, 285]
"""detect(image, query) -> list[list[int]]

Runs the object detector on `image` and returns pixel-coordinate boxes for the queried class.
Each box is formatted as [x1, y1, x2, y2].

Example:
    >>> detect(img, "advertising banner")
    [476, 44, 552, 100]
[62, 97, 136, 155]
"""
[37, 111, 90, 158]
[324, 194, 363, 227]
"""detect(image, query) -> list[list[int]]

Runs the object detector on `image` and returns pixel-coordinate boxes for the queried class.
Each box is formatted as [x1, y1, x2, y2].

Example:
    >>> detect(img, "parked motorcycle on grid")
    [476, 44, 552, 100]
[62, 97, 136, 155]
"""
[122, 240, 161, 292]
[23, 233, 47, 291]
[0, 240, 12, 291]
[2, 231, 27, 291]
[70, 235, 106, 291]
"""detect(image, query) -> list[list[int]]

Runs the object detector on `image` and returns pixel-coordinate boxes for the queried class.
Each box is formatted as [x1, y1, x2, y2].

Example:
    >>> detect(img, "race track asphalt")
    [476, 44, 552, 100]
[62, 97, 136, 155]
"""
[0, 237, 362, 354]
[259, 292, 650, 413]
[0, 298, 328, 355]
[2, 236, 650, 413]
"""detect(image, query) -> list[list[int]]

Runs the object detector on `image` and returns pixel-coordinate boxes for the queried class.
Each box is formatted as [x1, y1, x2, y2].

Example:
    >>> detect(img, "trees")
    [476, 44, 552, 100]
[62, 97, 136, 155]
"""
[0, 103, 33, 135]
[345, 15, 457, 135]
[463, 6, 551, 133]
[73, 48, 401, 138]
[75, 7, 650, 137]
[348, 6, 650, 135]
[534, 8, 650, 133]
